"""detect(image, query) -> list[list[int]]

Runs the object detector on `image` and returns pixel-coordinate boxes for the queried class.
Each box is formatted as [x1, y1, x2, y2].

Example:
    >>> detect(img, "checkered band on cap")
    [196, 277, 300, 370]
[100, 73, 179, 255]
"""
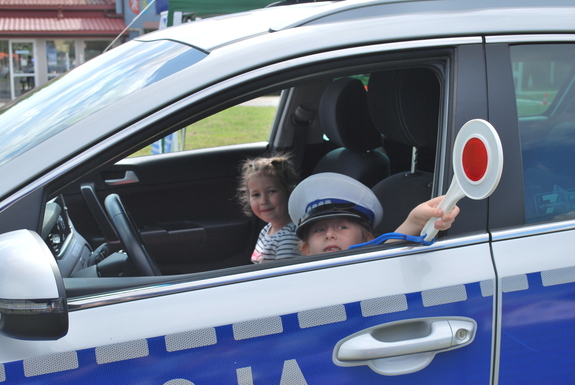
[301, 198, 374, 225]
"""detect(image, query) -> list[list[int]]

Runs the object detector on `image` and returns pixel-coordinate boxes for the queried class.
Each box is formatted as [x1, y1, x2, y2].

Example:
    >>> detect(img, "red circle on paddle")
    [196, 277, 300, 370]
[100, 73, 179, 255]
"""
[462, 137, 488, 182]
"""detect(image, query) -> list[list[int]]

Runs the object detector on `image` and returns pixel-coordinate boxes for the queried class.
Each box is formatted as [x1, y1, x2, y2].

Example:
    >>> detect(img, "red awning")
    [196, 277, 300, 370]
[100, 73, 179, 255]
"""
[0, 0, 116, 9]
[0, 0, 127, 37]
[0, 17, 127, 36]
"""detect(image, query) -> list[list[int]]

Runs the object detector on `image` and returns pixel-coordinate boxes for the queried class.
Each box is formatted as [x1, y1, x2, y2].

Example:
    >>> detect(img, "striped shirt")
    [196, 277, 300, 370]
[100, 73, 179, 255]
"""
[251, 222, 302, 263]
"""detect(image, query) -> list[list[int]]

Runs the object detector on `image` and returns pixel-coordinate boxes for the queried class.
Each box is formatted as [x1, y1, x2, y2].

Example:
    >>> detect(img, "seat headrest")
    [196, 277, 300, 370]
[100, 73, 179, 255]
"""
[367, 68, 440, 148]
[319, 77, 382, 153]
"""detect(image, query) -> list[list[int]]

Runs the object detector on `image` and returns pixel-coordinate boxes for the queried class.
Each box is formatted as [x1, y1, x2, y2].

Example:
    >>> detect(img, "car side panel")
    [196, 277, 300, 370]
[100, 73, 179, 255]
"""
[487, 39, 575, 383]
[1, 242, 495, 384]
[492, 230, 575, 384]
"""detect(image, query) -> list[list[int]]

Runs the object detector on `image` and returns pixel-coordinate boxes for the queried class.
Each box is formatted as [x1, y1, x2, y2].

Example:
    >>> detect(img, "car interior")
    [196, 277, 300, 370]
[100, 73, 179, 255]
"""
[37, 57, 451, 296]
[42, 43, 574, 291]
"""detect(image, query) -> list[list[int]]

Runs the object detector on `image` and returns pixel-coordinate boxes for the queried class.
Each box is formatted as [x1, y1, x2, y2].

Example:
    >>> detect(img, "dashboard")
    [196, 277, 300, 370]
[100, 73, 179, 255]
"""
[43, 198, 71, 258]
[42, 196, 93, 277]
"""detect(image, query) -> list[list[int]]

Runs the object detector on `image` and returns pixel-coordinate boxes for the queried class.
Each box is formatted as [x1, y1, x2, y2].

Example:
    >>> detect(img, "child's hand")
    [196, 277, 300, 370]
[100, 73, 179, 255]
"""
[423, 195, 460, 231]
[395, 196, 460, 236]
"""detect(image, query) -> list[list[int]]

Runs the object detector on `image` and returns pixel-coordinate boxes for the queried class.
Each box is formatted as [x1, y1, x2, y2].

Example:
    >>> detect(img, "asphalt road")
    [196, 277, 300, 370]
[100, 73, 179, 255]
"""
[240, 96, 280, 107]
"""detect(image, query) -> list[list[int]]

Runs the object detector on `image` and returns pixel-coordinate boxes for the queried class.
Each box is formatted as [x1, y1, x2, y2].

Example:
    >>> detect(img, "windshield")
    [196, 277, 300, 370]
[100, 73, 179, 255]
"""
[0, 40, 207, 167]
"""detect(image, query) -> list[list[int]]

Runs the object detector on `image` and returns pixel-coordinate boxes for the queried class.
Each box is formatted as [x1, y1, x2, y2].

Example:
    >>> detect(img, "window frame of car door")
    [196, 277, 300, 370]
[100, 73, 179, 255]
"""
[437, 43, 491, 238]
[483, 41, 527, 232]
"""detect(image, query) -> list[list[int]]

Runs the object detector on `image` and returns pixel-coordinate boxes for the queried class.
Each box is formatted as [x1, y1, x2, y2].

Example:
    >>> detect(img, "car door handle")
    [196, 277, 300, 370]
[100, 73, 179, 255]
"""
[105, 171, 140, 186]
[333, 317, 476, 376]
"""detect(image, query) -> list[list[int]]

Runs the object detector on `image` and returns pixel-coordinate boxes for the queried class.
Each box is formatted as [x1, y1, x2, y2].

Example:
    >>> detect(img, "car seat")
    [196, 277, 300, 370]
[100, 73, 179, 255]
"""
[367, 68, 441, 235]
[313, 77, 390, 188]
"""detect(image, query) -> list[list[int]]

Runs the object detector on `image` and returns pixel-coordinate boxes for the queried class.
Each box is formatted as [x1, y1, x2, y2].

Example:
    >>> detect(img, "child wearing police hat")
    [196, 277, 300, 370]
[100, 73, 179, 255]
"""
[288, 173, 459, 256]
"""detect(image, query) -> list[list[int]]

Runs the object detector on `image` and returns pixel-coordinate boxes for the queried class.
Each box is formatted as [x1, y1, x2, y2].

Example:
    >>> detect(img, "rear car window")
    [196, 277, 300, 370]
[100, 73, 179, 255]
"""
[513, 44, 575, 224]
[130, 94, 279, 157]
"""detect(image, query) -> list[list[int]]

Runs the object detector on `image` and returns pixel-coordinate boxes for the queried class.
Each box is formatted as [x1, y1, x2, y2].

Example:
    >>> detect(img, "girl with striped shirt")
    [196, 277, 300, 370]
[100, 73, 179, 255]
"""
[237, 153, 302, 263]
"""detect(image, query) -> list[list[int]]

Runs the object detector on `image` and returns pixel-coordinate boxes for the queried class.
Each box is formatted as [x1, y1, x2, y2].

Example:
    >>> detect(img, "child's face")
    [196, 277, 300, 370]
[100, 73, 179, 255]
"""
[247, 174, 290, 227]
[301, 217, 373, 256]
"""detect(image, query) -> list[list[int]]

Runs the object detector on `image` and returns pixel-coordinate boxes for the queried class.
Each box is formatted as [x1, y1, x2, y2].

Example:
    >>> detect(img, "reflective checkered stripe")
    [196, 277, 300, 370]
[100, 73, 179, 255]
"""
[497, 266, 575, 384]
[2, 278, 503, 384]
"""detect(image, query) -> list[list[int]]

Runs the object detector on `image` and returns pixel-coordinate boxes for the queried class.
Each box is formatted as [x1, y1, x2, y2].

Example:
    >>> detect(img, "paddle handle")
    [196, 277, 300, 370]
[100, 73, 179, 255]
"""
[421, 178, 465, 242]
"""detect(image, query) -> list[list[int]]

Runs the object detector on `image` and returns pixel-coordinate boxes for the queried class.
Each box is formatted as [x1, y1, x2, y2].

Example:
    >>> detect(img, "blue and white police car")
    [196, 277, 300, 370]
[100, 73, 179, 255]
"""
[1, 0, 575, 383]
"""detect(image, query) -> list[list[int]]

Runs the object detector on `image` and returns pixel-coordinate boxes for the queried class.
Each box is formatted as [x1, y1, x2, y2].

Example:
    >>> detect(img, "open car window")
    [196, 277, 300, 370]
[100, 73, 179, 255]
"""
[34, 47, 454, 298]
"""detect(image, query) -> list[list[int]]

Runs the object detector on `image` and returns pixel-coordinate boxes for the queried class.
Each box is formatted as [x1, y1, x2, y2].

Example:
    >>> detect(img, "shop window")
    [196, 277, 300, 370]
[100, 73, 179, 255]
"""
[85, 41, 113, 62]
[46, 40, 77, 80]
[11, 42, 35, 98]
[0, 40, 9, 101]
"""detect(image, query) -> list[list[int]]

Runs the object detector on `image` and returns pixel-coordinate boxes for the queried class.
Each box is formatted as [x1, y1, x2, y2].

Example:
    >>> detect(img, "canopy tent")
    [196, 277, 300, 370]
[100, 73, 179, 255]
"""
[156, 0, 278, 26]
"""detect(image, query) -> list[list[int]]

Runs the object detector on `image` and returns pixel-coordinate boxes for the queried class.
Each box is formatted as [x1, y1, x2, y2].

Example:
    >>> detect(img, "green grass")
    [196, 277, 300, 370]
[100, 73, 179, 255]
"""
[184, 105, 276, 149]
[516, 90, 557, 117]
[130, 105, 277, 157]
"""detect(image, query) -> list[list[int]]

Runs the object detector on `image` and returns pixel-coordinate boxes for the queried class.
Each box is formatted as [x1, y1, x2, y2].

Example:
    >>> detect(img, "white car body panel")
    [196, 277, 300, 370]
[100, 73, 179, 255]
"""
[0, 239, 493, 364]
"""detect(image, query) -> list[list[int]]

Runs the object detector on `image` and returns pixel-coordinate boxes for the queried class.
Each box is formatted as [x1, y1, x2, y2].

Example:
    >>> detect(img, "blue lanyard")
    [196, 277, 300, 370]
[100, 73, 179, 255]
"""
[348, 232, 435, 250]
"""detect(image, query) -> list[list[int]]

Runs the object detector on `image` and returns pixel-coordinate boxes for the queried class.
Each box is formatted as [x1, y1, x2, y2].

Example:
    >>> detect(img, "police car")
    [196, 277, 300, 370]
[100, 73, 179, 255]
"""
[1, 0, 574, 383]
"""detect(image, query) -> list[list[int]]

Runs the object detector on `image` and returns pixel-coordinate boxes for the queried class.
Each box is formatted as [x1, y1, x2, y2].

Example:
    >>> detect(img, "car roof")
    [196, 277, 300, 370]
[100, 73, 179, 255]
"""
[138, 0, 575, 52]
[136, 1, 334, 51]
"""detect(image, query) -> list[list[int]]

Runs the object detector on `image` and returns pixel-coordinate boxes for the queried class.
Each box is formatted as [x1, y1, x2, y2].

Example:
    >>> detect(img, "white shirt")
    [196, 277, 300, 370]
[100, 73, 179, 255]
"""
[251, 222, 301, 263]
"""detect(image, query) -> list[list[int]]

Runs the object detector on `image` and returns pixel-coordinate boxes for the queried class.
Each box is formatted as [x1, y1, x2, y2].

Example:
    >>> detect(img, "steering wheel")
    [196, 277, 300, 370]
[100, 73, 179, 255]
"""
[104, 194, 161, 276]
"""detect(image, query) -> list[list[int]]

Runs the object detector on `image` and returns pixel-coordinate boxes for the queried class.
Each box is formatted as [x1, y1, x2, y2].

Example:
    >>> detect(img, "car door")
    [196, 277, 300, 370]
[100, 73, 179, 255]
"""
[0, 41, 497, 384]
[1, 242, 495, 384]
[486, 39, 575, 384]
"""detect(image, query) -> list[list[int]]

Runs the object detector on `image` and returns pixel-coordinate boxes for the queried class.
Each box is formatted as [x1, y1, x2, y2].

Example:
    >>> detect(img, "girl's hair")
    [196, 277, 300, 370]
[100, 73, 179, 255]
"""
[237, 152, 299, 216]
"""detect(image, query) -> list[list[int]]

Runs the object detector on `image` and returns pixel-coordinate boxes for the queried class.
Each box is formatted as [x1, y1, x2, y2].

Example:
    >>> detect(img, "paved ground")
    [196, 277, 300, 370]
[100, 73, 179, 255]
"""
[240, 96, 280, 107]
[0, 96, 280, 110]
[1, 97, 279, 109]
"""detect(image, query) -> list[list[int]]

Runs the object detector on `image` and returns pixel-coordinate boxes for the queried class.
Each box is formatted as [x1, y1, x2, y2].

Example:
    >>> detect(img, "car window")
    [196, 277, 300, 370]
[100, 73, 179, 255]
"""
[513, 44, 575, 224]
[21, 37, 455, 299]
[130, 94, 279, 157]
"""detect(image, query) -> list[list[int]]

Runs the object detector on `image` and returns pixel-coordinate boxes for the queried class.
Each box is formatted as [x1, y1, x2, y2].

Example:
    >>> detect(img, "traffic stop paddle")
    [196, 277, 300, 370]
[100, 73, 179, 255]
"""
[420, 119, 504, 242]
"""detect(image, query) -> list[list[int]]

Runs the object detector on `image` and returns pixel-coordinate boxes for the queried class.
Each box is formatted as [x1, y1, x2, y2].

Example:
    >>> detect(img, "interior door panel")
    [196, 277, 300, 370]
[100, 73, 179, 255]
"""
[64, 143, 268, 275]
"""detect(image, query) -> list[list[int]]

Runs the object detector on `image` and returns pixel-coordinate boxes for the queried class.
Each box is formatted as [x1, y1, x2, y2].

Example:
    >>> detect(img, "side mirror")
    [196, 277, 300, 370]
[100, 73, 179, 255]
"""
[0, 230, 68, 340]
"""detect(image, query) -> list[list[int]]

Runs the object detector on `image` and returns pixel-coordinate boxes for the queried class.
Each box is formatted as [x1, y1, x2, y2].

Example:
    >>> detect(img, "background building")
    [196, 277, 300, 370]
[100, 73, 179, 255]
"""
[0, 0, 130, 102]
[118, 0, 161, 41]
[0, 0, 280, 104]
